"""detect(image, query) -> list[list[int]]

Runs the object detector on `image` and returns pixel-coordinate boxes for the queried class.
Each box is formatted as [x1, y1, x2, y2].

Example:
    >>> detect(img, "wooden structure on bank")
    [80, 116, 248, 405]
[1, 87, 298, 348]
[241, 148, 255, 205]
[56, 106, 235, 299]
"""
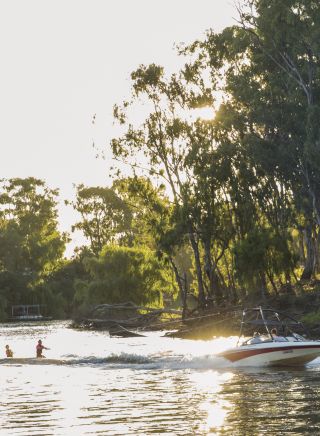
[10, 304, 52, 321]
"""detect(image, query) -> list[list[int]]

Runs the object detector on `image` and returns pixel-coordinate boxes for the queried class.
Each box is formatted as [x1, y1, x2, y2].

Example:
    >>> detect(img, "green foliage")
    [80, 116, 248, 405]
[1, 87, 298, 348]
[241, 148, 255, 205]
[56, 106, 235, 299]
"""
[39, 258, 88, 318]
[67, 184, 133, 255]
[0, 178, 68, 283]
[131, 64, 164, 95]
[74, 245, 177, 308]
[114, 176, 178, 253]
[0, 271, 27, 320]
[301, 311, 320, 326]
[0, 177, 68, 320]
[234, 227, 296, 286]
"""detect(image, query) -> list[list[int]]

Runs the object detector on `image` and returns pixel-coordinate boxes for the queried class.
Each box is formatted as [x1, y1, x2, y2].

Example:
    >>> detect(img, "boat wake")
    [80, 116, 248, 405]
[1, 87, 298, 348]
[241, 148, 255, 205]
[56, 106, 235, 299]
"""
[0, 352, 229, 370]
[2, 352, 318, 369]
[67, 352, 230, 369]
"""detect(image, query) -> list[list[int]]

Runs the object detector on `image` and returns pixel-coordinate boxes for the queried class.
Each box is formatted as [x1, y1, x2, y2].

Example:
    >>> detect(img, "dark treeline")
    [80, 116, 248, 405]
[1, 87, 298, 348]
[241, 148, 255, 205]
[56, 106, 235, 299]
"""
[1, 1, 320, 320]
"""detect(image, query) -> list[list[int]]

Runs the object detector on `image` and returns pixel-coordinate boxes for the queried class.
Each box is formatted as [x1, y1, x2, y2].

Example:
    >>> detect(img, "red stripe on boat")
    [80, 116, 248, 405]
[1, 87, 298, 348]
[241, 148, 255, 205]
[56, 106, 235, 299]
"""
[221, 345, 320, 362]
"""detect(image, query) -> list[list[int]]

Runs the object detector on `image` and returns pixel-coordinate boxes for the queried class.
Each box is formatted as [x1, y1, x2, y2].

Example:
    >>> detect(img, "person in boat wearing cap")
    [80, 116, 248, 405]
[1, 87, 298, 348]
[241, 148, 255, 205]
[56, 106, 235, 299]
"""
[5, 344, 13, 357]
[36, 339, 49, 358]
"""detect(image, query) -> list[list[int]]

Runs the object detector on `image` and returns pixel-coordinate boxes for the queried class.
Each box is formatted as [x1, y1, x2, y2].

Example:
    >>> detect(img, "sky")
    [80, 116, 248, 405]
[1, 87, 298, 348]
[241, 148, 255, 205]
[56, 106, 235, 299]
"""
[0, 0, 236, 256]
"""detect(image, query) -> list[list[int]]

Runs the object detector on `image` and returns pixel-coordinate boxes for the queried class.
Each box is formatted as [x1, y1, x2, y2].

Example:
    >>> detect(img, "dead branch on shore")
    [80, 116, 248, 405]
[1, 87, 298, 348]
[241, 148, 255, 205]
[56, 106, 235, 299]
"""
[72, 302, 182, 331]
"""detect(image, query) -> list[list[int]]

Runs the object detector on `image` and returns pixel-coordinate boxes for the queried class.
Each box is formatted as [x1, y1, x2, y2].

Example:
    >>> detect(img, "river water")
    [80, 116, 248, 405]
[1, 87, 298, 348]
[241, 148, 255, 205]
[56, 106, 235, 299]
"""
[0, 321, 320, 435]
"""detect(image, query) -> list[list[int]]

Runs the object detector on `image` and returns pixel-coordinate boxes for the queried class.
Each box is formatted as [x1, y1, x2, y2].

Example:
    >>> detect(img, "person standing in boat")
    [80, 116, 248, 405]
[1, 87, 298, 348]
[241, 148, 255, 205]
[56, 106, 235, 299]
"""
[5, 345, 13, 357]
[36, 339, 49, 358]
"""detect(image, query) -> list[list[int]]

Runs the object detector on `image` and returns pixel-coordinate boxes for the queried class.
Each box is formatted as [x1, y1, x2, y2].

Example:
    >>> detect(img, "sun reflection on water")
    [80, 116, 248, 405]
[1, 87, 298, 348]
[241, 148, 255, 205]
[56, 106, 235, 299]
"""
[203, 399, 230, 434]
[189, 370, 234, 434]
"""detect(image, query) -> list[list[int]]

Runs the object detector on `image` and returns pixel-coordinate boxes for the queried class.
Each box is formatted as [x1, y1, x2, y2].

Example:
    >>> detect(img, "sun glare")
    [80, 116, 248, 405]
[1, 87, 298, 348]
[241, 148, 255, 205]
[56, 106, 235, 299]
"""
[192, 106, 215, 121]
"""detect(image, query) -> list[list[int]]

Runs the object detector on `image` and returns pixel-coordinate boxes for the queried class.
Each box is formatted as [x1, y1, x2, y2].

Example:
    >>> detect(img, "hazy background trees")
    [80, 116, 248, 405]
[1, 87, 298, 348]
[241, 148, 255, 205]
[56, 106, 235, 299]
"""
[0, 177, 68, 318]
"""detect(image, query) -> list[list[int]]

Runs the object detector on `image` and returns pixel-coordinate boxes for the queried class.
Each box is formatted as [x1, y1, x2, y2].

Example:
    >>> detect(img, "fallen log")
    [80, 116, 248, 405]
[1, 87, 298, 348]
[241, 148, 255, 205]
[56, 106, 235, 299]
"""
[72, 302, 182, 331]
[91, 302, 182, 316]
[109, 324, 145, 338]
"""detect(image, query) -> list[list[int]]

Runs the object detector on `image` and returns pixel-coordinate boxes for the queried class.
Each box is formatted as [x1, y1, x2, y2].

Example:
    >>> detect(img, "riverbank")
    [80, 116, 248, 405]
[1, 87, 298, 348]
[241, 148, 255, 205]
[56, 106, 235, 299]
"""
[71, 282, 320, 340]
[168, 285, 320, 340]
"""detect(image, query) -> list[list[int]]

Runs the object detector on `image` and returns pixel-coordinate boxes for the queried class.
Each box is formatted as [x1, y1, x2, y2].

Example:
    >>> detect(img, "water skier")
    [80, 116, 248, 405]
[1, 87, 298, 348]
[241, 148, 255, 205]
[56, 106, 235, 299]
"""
[36, 339, 49, 358]
[5, 345, 13, 357]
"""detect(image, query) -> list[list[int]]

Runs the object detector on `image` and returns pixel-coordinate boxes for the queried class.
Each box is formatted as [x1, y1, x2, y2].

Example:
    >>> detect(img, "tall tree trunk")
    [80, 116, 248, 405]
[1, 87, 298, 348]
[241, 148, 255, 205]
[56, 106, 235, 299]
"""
[225, 253, 238, 303]
[298, 229, 306, 264]
[316, 230, 320, 274]
[188, 228, 206, 308]
[181, 272, 188, 320]
[266, 270, 278, 296]
[305, 105, 320, 227]
[203, 239, 222, 305]
[169, 256, 184, 308]
[259, 272, 269, 301]
[284, 271, 294, 294]
[301, 224, 316, 280]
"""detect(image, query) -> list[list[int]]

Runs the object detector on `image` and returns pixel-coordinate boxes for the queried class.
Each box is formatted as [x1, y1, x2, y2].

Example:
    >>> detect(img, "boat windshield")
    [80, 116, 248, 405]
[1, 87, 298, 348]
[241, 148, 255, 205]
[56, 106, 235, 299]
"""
[240, 334, 272, 345]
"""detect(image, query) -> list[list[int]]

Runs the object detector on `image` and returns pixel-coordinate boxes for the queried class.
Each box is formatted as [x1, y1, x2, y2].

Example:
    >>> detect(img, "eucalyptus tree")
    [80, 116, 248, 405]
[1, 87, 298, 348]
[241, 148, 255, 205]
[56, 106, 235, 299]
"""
[180, 115, 238, 303]
[0, 177, 67, 317]
[111, 54, 264, 304]
[180, 0, 320, 285]
[113, 176, 167, 249]
[109, 0, 320, 304]
[0, 177, 67, 283]
[114, 176, 193, 307]
[235, 0, 320, 279]
[177, 41, 278, 298]
[67, 184, 132, 255]
[74, 245, 176, 308]
[112, 63, 218, 307]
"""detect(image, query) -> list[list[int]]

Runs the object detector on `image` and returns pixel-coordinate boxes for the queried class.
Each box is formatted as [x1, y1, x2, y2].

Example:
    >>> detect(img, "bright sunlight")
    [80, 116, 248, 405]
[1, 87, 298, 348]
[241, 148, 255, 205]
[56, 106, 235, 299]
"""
[192, 106, 215, 120]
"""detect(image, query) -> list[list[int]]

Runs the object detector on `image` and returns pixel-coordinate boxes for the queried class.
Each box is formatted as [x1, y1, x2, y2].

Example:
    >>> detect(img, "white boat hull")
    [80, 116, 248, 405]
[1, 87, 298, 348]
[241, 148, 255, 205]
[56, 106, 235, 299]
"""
[219, 341, 320, 367]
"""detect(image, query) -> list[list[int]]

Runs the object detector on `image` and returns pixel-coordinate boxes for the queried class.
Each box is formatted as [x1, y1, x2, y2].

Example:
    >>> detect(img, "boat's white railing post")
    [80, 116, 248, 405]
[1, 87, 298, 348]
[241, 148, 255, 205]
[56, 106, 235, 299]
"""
[236, 309, 246, 346]
[259, 307, 272, 340]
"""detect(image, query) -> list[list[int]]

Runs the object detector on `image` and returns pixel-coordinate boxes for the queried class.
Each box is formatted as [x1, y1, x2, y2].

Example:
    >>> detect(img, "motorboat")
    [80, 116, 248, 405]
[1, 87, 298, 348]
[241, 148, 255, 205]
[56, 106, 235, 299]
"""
[219, 307, 320, 366]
